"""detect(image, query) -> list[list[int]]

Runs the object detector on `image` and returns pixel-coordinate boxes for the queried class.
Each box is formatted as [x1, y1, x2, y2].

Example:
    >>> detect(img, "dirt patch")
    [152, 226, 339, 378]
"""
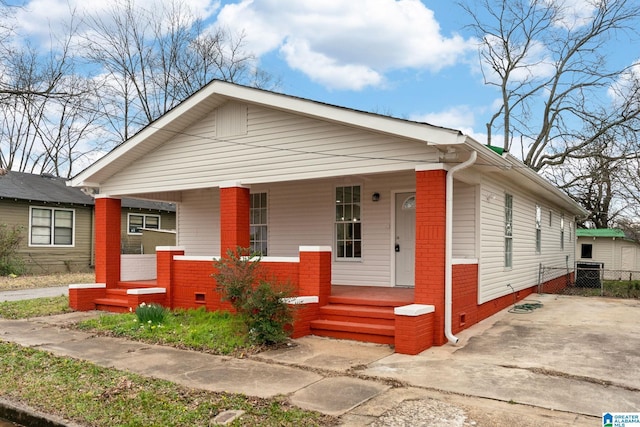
[0, 272, 95, 291]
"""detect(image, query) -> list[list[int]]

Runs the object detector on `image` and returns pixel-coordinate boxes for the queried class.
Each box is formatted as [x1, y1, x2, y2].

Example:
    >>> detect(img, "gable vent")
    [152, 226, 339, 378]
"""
[216, 102, 248, 138]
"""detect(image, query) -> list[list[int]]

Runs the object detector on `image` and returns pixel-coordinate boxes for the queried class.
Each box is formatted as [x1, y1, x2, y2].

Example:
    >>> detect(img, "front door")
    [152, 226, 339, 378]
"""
[395, 192, 416, 287]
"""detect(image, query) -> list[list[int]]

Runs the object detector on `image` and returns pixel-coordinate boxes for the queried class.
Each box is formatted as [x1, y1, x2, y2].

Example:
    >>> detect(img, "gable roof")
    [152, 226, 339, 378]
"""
[68, 80, 585, 216]
[576, 229, 626, 239]
[0, 170, 175, 212]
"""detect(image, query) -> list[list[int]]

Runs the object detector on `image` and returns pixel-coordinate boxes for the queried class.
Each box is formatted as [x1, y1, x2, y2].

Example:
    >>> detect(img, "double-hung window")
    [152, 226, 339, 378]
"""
[504, 193, 513, 268]
[250, 192, 268, 255]
[535, 205, 542, 254]
[128, 214, 160, 234]
[30, 207, 74, 246]
[560, 214, 565, 250]
[335, 185, 361, 259]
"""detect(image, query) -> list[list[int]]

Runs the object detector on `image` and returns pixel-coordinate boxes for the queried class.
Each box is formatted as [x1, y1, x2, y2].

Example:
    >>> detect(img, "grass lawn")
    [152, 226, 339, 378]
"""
[77, 306, 254, 356]
[0, 342, 335, 426]
[0, 293, 337, 426]
[562, 280, 640, 298]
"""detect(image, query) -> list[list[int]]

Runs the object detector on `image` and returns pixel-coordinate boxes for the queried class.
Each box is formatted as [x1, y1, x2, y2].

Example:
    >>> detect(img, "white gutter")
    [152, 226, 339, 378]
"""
[445, 149, 477, 344]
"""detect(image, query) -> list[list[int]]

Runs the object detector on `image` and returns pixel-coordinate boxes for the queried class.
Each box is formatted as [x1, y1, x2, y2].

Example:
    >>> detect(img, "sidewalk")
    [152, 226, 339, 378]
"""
[0, 286, 68, 302]
[1, 291, 630, 426]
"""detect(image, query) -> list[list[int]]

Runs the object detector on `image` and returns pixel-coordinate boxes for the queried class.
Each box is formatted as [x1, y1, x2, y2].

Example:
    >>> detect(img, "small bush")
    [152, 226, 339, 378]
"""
[135, 302, 167, 325]
[213, 247, 293, 345]
[0, 224, 25, 276]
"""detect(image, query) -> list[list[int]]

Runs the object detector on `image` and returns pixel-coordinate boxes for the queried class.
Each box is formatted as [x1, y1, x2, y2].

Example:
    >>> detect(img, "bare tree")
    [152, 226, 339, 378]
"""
[0, 4, 104, 176]
[461, 0, 640, 171]
[83, 0, 272, 141]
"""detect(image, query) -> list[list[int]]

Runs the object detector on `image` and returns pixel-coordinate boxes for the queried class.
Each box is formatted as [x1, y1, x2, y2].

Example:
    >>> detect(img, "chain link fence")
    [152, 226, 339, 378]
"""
[539, 263, 640, 298]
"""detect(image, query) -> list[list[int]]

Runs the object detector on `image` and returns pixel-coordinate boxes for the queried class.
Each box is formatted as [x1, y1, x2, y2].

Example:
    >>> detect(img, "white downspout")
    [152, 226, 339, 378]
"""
[445, 150, 477, 344]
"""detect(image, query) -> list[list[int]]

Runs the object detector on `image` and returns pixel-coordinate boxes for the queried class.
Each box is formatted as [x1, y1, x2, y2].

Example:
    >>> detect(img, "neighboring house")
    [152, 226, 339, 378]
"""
[576, 228, 640, 275]
[0, 170, 175, 274]
[68, 80, 586, 354]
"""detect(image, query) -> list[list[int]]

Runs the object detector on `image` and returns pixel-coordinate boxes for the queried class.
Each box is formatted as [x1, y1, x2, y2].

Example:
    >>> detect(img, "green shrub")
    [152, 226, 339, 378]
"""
[135, 302, 167, 325]
[0, 224, 25, 276]
[213, 247, 293, 345]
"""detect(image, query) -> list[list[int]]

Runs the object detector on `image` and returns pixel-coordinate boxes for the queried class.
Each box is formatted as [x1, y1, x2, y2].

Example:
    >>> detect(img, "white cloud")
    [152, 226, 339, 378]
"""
[215, 0, 473, 90]
[410, 105, 475, 131]
[542, 0, 597, 30]
[608, 60, 640, 108]
[13, 0, 220, 44]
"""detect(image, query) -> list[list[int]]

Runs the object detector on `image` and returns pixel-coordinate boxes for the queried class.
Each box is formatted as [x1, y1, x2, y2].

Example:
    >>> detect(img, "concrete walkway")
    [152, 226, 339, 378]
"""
[1, 290, 637, 426]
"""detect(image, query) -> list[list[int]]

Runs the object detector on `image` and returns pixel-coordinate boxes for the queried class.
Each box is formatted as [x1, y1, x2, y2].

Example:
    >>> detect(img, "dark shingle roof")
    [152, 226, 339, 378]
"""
[0, 170, 93, 205]
[0, 170, 175, 212]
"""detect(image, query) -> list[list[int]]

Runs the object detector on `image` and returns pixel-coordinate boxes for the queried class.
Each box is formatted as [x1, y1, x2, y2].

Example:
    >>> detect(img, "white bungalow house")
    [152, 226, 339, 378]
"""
[68, 80, 586, 354]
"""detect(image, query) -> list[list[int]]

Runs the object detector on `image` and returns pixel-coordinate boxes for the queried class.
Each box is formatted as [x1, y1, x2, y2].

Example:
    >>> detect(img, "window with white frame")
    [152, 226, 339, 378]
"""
[560, 214, 565, 250]
[335, 185, 361, 259]
[250, 192, 268, 255]
[127, 213, 160, 234]
[30, 207, 74, 246]
[535, 205, 542, 253]
[505, 193, 513, 268]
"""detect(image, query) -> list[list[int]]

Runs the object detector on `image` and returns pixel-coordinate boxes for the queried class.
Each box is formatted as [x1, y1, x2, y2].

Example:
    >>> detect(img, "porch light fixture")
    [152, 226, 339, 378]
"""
[372, 192, 380, 202]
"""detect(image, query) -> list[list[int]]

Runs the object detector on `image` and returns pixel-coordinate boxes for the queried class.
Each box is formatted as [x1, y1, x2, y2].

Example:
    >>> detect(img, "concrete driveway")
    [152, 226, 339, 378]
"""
[360, 293, 639, 418]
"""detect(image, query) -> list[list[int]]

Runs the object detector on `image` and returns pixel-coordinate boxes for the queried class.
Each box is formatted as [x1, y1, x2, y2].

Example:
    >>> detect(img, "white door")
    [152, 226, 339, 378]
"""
[395, 192, 416, 287]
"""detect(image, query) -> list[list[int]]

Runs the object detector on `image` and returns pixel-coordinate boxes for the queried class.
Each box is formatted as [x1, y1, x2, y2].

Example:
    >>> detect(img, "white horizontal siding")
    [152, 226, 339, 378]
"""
[478, 176, 576, 304]
[177, 188, 220, 256]
[99, 103, 438, 195]
[452, 181, 477, 258]
[255, 172, 414, 287]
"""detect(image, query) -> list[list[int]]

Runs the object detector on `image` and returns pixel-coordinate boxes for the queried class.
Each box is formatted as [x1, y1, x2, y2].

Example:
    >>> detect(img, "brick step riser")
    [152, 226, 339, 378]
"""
[95, 304, 130, 314]
[311, 329, 395, 345]
[318, 313, 394, 326]
[327, 296, 408, 307]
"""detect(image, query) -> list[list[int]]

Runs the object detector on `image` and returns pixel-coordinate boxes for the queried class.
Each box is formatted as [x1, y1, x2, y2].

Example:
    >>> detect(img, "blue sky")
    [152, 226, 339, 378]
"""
[10, 0, 639, 147]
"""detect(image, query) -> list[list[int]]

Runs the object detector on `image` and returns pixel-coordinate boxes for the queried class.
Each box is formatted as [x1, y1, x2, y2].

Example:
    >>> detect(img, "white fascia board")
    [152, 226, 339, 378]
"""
[503, 154, 587, 216]
[210, 82, 467, 146]
[69, 83, 221, 188]
[68, 80, 469, 188]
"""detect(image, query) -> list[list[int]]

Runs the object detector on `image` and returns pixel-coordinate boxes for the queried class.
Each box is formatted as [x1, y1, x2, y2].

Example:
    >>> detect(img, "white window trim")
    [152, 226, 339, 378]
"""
[250, 192, 268, 256]
[334, 184, 363, 261]
[535, 204, 542, 254]
[28, 206, 76, 247]
[504, 193, 513, 270]
[127, 213, 161, 235]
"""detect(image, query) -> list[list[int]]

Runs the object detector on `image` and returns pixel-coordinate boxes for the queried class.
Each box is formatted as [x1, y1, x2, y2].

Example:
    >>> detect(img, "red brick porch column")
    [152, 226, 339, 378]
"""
[95, 196, 121, 288]
[156, 246, 185, 309]
[219, 183, 250, 255]
[299, 246, 332, 306]
[415, 166, 447, 345]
